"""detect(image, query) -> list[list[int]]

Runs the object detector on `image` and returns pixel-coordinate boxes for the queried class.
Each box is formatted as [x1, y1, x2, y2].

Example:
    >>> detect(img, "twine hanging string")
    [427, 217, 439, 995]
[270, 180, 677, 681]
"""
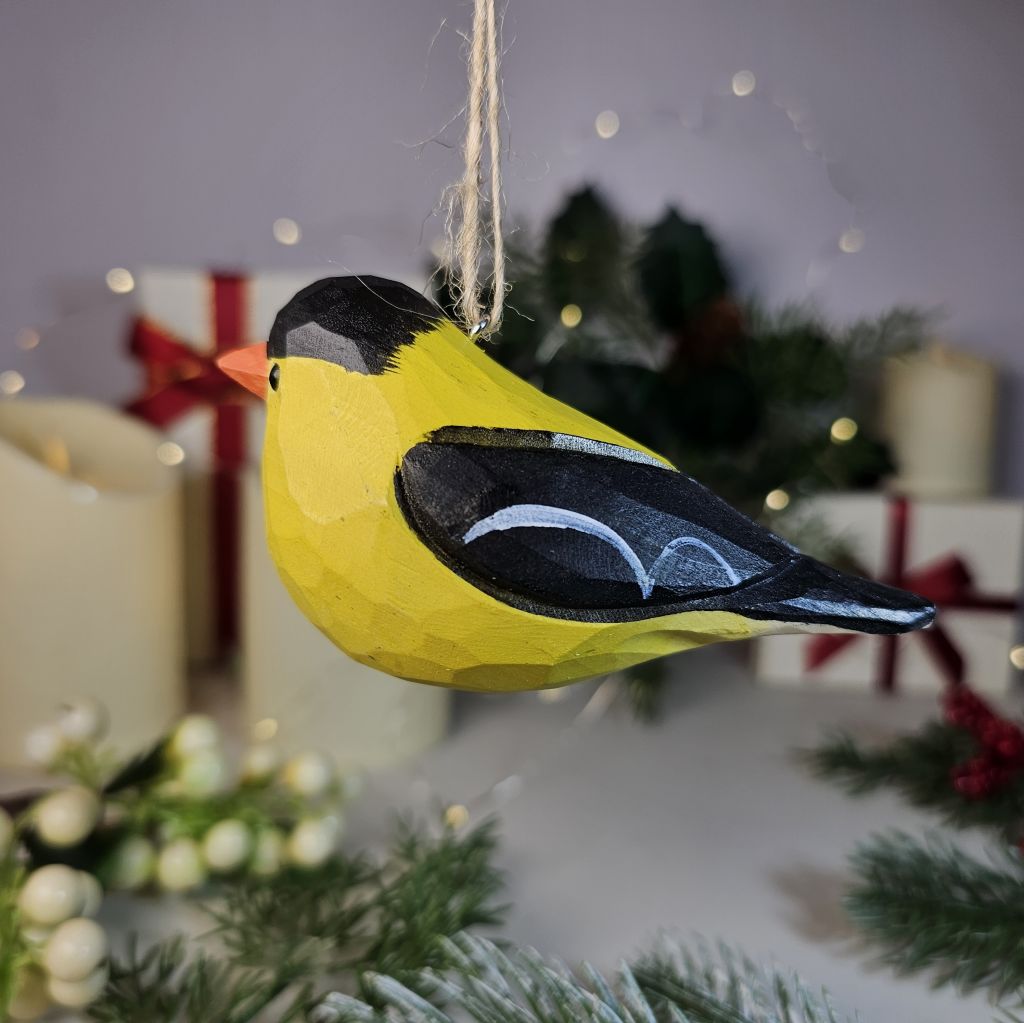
[450, 0, 505, 334]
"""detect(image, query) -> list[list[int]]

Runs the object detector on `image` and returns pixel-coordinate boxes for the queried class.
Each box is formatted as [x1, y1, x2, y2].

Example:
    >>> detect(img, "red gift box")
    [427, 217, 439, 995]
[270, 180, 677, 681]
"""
[755, 493, 1024, 695]
[124, 268, 316, 662]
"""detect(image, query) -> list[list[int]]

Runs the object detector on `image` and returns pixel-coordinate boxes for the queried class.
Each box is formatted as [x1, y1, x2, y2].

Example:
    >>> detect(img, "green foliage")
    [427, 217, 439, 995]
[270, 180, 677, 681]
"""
[86, 818, 506, 1023]
[636, 208, 730, 330]
[623, 659, 668, 725]
[311, 932, 859, 1023]
[0, 855, 27, 1021]
[89, 938, 305, 1023]
[808, 715, 1024, 1006]
[804, 723, 1024, 838]
[845, 832, 1024, 1001]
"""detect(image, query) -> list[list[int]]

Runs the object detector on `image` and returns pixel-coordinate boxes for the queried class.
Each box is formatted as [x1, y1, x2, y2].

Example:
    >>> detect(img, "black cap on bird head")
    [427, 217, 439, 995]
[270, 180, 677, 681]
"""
[269, 276, 444, 375]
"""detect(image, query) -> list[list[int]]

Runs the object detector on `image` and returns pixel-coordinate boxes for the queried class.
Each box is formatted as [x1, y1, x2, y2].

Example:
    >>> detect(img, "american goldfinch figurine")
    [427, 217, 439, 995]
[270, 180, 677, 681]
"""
[218, 276, 933, 691]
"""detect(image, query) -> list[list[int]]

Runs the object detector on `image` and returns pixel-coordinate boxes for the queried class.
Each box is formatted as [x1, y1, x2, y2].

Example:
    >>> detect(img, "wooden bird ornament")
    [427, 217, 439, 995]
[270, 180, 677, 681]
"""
[218, 276, 934, 691]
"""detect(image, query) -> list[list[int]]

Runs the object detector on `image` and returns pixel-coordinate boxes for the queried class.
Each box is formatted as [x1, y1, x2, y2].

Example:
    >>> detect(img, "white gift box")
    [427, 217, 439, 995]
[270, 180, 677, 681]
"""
[754, 493, 1024, 695]
[129, 267, 324, 663]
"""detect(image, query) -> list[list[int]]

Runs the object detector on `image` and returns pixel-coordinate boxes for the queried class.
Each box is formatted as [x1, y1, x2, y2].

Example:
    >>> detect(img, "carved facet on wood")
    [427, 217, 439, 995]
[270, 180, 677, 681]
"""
[217, 276, 934, 691]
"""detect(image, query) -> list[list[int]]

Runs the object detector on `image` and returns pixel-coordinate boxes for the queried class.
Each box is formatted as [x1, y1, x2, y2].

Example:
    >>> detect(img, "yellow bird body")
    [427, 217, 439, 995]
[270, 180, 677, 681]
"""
[262, 320, 759, 690]
[216, 276, 932, 692]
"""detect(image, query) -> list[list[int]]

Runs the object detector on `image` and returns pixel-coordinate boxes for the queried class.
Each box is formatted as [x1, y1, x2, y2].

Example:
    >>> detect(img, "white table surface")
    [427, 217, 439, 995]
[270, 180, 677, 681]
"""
[347, 647, 999, 1023]
[3, 647, 1006, 1022]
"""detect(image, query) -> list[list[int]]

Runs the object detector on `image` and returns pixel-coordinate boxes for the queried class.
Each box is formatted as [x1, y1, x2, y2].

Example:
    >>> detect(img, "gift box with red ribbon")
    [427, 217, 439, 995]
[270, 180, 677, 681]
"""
[754, 493, 1024, 695]
[124, 268, 318, 663]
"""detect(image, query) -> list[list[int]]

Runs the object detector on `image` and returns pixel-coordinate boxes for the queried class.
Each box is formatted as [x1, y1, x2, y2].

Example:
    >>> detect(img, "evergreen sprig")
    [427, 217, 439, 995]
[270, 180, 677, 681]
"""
[0, 856, 27, 1019]
[804, 725, 1024, 837]
[312, 933, 860, 1023]
[845, 831, 1024, 1001]
[89, 937, 305, 1023]
[86, 818, 506, 1023]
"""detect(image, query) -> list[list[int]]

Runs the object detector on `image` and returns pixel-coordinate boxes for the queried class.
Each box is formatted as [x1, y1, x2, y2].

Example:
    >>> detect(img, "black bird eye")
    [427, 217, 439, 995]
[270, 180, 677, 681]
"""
[269, 363, 281, 391]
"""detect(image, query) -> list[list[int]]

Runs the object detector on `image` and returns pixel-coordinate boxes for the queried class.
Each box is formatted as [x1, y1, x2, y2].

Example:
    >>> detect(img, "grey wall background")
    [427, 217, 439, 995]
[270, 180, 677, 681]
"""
[2, 0, 1022, 489]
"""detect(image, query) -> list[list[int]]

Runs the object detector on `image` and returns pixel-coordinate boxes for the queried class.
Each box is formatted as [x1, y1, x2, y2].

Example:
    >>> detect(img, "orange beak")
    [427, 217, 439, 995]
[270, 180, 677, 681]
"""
[217, 342, 269, 400]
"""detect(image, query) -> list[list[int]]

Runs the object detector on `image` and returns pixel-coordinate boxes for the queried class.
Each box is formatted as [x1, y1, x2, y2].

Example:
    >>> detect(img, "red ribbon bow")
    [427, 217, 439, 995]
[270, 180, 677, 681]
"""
[805, 496, 1018, 692]
[124, 273, 250, 655]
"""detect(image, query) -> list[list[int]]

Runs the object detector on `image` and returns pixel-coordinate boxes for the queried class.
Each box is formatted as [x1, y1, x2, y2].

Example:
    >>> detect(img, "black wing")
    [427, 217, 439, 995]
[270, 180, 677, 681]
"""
[394, 427, 934, 632]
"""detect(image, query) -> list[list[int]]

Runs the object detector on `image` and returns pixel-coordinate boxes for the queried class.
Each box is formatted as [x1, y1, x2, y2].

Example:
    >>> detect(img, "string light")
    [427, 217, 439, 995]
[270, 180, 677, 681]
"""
[156, 442, 185, 466]
[764, 488, 790, 512]
[443, 803, 469, 829]
[838, 228, 865, 254]
[272, 217, 301, 245]
[105, 268, 135, 294]
[830, 417, 859, 443]
[560, 304, 583, 328]
[731, 71, 756, 97]
[594, 110, 620, 139]
[1010, 645, 1024, 671]
[252, 718, 279, 742]
[0, 370, 25, 396]
[537, 687, 569, 704]
[15, 328, 40, 351]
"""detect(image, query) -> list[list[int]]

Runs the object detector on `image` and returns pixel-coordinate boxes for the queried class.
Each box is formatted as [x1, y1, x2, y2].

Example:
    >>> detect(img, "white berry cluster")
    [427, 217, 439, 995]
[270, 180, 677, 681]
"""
[106, 715, 345, 892]
[4, 853, 109, 1018]
[1, 700, 351, 1019]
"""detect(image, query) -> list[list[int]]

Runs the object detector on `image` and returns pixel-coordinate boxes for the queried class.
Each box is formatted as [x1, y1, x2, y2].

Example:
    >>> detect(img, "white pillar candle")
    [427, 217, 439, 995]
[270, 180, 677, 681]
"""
[0, 399, 184, 767]
[882, 344, 997, 499]
[241, 467, 450, 772]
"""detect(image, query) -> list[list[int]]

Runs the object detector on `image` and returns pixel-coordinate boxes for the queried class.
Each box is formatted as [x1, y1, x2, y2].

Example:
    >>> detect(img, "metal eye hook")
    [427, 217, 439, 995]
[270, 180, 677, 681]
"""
[469, 318, 489, 338]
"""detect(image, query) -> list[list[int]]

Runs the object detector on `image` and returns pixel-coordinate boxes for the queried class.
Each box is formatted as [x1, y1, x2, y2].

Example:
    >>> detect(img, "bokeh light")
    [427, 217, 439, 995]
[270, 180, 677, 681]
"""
[0, 370, 26, 395]
[830, 417, 859, 443]
[731, 71, 756, 97]
[764, 488, 791, 512]
[105, 268, 135, 294]
[594, 110, 620, 139]
[15, 328, 40, 351]
[272, 217, 301, 245]
[156, 442, 186, 466]
[838, 228, 865, 254]
[560, 304, 583, 328]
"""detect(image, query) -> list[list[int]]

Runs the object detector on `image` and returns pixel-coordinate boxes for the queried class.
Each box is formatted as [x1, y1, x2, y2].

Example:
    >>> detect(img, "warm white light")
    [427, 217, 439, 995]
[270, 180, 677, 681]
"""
[765, 488, 791, 512]
[105, 268, 135, 294]
[595, 110, 620, 139]
[253, 717, 279, 742]
[1010, 645, 1024, 670]
[731, 71, 756, 97]
[839, 228, 865, 254]
[560, 304, 583, 328]
[538, 687, 569, 703]
[16, 328, 40, 351]
[156, 441, 185, 466]
[0, 370, 25, 396]
[830, 417, 859, 443]
[443, 803, 469, 829]
[272, 217, 301, 245]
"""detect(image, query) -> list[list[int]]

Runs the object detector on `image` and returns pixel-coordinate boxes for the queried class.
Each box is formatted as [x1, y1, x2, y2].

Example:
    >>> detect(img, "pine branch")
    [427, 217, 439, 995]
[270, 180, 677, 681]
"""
[311, 933, 860, 1023]
[88, 936, 304, 1023]
[87, 819, 507, 1023]
[845, 831, 1024, 1001]
[803, 726, 1024, 837]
